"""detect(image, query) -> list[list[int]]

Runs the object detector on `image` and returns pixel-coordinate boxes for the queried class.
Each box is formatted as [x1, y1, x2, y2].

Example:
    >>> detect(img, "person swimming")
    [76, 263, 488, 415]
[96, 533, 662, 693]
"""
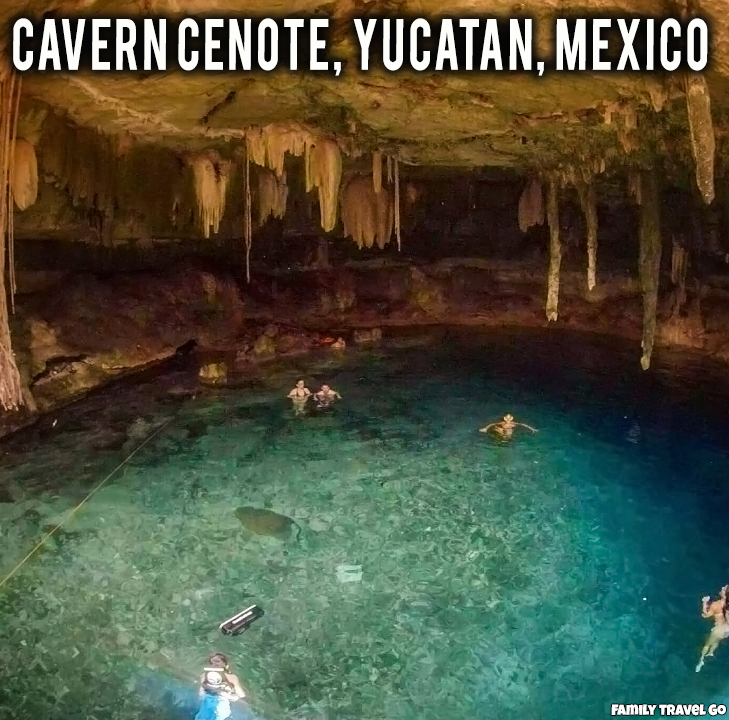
[314, 384, 342, 409]
[479, 413, 537, 440]
[287, 380, 311, 415]
[288, 380, 311, 401]
[696, 585, 729, 672]
[194, 652, 247, 720]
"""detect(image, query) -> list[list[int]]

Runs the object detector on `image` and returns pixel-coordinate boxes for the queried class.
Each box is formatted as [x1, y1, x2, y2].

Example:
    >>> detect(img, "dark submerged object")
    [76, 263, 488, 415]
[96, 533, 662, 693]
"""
[313, 400, 336, 413]
[220, 605, 264, 636]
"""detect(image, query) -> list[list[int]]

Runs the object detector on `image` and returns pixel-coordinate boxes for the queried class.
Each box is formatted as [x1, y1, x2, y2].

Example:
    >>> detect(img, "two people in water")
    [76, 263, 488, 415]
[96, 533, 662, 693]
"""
[696, 585, 729, 672]
[287, 380, 342, 414]
[480, 413, 537, 440]
[194, 652, 246, 720]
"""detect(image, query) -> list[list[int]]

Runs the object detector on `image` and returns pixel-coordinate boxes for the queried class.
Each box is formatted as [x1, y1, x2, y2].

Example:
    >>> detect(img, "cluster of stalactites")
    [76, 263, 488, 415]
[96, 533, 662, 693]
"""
[341, 174, 394, 250]
[191, 151, 231, 239]
[246, 123, 342, 233]
[247, 124, 311, 180]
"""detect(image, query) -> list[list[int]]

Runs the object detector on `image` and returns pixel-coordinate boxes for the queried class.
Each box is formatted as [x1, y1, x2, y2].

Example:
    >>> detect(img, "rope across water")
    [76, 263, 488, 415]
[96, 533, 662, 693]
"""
[0, 416, 173, 592]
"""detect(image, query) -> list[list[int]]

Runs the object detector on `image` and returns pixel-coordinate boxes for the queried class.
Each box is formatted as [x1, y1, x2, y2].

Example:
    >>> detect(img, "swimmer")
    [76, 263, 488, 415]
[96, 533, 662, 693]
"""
[288, 380, 311, 401]
[696, 586, 729, 672]
[287, 380, 311, 415]
[194, 652, 247, 720]
[479, 413, 537, 440]
[331, 337, 346, 349]
[314, 384, 342, 408]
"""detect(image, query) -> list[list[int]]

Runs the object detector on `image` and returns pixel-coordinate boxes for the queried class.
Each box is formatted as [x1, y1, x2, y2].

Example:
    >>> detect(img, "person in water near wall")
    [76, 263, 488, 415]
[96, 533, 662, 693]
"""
[194, 652, 247, 720]
[287, 380, 311, 415]
[696, 585, 729, 672]
[314, 384, 342, 409]
[480, 414, 537, 440]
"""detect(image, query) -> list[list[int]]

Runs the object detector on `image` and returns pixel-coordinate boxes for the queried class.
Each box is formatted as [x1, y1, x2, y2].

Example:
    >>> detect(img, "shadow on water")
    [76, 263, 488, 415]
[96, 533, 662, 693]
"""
[2, 327, 729, 718]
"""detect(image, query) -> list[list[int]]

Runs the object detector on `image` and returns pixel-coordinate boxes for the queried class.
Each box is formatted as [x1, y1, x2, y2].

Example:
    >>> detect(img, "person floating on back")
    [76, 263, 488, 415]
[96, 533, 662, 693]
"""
[314, 384, 342, 410]
[194, 652, 247, 720]
[480, 413, 537, 440]
[287, 380, 311, 415]
[696, 585, 729, 672]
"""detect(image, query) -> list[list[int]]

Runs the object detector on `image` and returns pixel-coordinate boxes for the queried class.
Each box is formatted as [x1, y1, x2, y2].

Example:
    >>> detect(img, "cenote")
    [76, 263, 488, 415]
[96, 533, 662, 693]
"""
[2, 24, 729, 718]
[2, 328, 729, 720]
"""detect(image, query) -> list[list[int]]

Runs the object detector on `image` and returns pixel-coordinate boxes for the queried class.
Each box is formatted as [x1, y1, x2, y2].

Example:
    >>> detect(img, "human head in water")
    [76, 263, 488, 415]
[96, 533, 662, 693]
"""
[208, 652, 230, 671]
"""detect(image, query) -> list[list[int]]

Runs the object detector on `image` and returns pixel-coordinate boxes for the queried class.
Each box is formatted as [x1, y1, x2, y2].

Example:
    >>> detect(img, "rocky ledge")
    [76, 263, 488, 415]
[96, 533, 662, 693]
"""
[0, 257, 724, 439]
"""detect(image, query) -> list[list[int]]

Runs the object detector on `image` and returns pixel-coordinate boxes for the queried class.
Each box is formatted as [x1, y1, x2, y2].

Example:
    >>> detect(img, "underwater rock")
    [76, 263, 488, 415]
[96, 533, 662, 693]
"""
[353, 328, 383, 345]
[335, 564, 362, 583]
[234, 506, 298, 541]
[198, 362, 227, 385]
[308, 517, 329, 532]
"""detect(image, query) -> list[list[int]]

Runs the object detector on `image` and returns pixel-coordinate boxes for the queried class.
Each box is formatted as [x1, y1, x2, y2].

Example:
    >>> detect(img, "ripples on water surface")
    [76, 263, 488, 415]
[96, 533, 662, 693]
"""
[1, 328, 729, 720]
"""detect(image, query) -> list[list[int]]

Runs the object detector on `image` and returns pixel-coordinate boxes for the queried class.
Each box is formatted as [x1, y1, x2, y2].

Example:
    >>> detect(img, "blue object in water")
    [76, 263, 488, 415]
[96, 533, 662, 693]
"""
[195, 691, 233, 720]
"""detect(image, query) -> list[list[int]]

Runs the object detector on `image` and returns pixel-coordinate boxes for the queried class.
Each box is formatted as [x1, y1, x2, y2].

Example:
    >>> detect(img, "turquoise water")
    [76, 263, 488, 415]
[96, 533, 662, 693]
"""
[1, 328, 729, 720]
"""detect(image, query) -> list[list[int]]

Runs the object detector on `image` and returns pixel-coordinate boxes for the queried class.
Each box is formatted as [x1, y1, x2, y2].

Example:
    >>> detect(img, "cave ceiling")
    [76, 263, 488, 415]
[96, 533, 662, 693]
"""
[1, 0, 728, 177]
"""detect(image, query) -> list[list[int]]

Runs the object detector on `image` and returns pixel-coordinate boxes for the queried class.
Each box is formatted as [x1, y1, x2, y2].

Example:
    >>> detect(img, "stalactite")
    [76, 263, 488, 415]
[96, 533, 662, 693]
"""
[306, 138, 342, 233]
[247, 124, 310, 179]
[372, 151, 382, 194]
[685, 72, 715, 204]
[340, 174, 393, 249]
[545, 178, 561, 322]
[8, 76, 20, 309]
[638, 171, 662, 370]
[0, 64, 24, 410]
[257, 167, 288, 225]
[191, 152, 230, 239]
[12, 138, 37, 211]
[386, 154, 393, 184]
[670, 240, 688, 316]
[394, 156, 401, 251]
[628, 170, 642, 205]
[518, 178, 545, 233]
[647, 82, 667, 113]
[244, 142, 252, 283]
[577, 180, 598, 291]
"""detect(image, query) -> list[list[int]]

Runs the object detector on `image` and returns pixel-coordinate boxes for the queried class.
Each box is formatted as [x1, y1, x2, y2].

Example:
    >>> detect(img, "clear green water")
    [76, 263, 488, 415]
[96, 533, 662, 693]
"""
[2, 328, 729, 720]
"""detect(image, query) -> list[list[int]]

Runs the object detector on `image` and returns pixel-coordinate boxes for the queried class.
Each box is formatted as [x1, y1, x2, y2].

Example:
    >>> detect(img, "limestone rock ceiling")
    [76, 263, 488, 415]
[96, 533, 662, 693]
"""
[5, 0, 729, 170]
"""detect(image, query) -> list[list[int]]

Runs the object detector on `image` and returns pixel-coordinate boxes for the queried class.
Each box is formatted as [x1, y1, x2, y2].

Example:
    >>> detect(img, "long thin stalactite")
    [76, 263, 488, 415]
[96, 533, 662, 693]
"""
[0, 64, 24, 410]
[244, 141, 252, 283]
[545, 177, 561, 322]
[8, 75, 21, 309]
[394, 156, 401, 252]
[638, 170, 662, 370]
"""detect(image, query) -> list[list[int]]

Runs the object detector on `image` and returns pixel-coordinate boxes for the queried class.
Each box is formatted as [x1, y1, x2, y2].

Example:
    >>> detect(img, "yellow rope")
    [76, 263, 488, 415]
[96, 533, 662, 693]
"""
[0, 416, 173, 592]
